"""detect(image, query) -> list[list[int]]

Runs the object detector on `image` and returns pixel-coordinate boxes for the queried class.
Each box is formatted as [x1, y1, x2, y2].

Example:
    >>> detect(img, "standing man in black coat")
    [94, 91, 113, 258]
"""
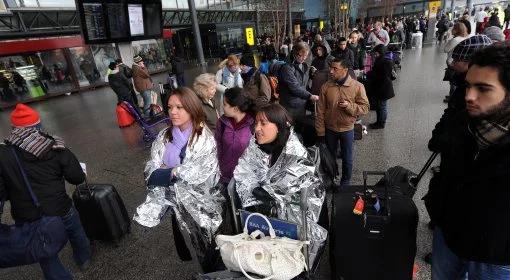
[331, 37, 355, 75]
[107, 62, 142, 115]
[0, 104, 90, 279]
[427, 43, 510, 280]
[367, 44, 394, 129]
[171, 53, 186, 87]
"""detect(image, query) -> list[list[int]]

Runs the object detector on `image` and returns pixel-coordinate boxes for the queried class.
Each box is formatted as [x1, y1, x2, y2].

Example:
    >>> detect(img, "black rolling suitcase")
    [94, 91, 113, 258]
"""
[73, 183, 130, 242]
[330, 171, 418, 280]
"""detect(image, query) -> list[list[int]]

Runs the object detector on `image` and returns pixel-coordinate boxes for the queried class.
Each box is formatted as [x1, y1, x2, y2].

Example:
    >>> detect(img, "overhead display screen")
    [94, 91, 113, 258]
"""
[76, 0, 163, 44]
[128, 4, 144, 36]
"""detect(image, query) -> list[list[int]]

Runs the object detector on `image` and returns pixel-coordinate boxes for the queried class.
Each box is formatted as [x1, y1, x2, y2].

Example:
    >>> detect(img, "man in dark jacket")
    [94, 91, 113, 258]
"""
[348, 31, 366, 72]
[0, 104, 90, 279]
[428, 43, 510, 280]
[108, 62, 142, 116]
[171, 54, 186, 87]
[331, 37, 355, 70]
[278, 42, 319, 122]
[367, 44, 395, 129]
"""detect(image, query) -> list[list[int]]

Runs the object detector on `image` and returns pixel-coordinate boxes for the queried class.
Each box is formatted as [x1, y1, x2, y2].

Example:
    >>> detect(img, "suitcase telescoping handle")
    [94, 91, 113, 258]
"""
[77, 179, 94, 198]
[410, 152, 439, 187]
[363, 171, 391, 218]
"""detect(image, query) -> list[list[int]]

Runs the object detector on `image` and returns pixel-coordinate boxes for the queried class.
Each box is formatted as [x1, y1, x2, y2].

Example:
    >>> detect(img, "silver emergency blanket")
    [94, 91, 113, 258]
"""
[135, 126, 223, 269]
[133, 186, 171, 228]
[233, 130, 327, 269]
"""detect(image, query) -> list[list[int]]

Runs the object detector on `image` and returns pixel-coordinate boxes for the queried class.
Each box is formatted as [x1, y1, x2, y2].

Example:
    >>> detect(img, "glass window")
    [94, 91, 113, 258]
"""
[163, 0, 179, 9]
[38, 49, 75, 95]
[11, 0, 75, 7]
[132, 39, 172, 73]
[69, 46, 102, 87]
[90, 44, 119, 82]
[0, 51, 75, 106]
[176, 0, 189, 9]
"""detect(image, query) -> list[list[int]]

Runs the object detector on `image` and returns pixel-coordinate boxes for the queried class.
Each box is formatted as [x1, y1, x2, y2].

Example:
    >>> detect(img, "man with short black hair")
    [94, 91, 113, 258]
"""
[315, 57, 369, 186]
[429, 42, 510, 280]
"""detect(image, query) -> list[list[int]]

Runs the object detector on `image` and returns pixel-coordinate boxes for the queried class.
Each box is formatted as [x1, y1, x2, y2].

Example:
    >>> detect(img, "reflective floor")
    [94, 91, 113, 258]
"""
[0, 45, 449, 279]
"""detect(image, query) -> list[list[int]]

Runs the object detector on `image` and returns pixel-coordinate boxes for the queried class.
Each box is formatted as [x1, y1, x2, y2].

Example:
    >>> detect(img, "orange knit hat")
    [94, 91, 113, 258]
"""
[10, 103, 41, 128]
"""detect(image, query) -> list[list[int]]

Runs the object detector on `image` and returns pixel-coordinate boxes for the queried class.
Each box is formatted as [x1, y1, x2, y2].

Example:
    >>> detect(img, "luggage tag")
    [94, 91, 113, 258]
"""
[353, 196, 364, 215]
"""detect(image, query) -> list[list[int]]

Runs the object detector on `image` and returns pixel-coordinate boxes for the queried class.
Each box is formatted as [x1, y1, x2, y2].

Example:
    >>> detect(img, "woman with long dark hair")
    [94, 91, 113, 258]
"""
[139, 87, 223, 273]
[232, 104, 327, 269]
[215, 87, 255, 185]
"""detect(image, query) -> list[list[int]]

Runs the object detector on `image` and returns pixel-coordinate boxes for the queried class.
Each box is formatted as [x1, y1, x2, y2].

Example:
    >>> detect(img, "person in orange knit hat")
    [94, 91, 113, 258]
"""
[10, 103, 41, 128]
[0, 103, 91, 279]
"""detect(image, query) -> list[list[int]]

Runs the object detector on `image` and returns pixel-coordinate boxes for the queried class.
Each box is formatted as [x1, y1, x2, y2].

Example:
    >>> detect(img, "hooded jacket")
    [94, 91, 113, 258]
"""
[215, 114, 254, 184]
[0, 139, 85, 222]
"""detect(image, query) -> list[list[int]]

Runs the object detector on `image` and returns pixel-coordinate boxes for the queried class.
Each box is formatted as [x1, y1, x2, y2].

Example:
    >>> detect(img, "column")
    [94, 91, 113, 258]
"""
[287, 0, 293, 40]
[188, 0, 207, 72]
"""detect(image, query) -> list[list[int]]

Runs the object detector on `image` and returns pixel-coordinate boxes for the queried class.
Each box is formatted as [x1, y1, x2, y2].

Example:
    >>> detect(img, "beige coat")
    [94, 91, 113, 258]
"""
[315, 76, 369, 136]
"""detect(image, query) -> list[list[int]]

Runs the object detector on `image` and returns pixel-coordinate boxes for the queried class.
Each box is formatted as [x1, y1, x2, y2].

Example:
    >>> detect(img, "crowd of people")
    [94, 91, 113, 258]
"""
[1, 10, 510, 279]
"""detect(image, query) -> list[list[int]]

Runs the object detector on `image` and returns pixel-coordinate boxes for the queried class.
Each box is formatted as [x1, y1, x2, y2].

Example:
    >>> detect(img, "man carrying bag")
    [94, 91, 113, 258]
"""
[0, 104, 90, 279]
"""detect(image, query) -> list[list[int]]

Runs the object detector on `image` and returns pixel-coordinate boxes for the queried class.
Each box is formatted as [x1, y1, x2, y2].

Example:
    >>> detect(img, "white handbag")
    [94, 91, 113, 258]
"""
[216, 213, 308, 280]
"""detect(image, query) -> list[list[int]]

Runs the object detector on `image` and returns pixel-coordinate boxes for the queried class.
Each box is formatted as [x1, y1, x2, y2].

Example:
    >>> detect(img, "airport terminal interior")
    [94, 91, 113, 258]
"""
[1, 0, 510, 279]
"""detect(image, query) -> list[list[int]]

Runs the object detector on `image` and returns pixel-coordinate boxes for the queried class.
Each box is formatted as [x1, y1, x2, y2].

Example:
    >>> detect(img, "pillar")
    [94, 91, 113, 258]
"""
[188, 0, 207, 72]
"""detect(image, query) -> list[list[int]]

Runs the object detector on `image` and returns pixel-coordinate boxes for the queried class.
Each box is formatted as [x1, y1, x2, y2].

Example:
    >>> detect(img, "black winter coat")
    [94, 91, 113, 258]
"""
[171, 57, 185, 75]
[330, 48, 355, 69]
[0, 143, 85, 222]
[367, 57, 395, 101]
[425, 111, 510, 264]
[108, 71, 136, 103]
[347, 43, 366, 70]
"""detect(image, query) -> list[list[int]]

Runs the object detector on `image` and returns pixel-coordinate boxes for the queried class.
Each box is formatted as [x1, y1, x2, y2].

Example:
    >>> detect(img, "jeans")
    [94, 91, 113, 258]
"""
[40, 206, 91, 280]
[432, 228, 510, 280]
[376, 99, 388, 125]
[325, 129, 354, 186]
[141, 90, 152, 116]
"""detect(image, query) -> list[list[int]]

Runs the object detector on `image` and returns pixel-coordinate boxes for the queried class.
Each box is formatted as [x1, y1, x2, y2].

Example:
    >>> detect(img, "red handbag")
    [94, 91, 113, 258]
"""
[116, 103, 135, 128]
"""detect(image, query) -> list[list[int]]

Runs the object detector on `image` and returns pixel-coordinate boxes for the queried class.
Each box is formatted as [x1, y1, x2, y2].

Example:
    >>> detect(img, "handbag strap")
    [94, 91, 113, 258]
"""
[234, 247, 274, 280]
[9, 146, 41, 208]
[243, 212, 276, 238]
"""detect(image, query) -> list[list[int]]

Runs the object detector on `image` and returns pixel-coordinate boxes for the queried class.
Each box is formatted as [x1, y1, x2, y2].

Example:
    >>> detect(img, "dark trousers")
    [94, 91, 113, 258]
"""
[176, 73, 186, 87]
[376, 99, 388, 125]
[325, 129, 354, 186]
[40, 206, 91, 280]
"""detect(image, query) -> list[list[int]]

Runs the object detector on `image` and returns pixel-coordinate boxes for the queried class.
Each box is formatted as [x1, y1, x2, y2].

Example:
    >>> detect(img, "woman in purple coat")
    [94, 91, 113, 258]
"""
[215, 87, 255, 184]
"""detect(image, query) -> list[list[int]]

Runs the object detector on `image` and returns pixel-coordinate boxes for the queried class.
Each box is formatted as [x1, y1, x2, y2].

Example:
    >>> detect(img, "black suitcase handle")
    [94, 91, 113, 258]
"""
[363, 171, 391, 218]
[77, 179, 94, 198]
[410, 152, 439, 187]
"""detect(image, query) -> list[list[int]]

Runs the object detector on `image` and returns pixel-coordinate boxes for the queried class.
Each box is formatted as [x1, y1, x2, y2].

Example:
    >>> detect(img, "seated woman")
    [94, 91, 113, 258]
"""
[215, 87, 255, 185]
[193, 73, 220, 131]
[233, 104, 327, 268]
[141, 87, 222, 272]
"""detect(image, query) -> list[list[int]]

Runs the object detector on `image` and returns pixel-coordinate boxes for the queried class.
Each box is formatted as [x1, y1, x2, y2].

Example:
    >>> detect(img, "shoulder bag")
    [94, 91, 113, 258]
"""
[216, 212, 308, 280]
[0, 146, 68, 268]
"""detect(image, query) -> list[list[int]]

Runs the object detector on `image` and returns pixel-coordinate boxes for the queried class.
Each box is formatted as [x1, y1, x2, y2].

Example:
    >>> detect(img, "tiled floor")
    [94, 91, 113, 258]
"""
[0, 45, 449, 279]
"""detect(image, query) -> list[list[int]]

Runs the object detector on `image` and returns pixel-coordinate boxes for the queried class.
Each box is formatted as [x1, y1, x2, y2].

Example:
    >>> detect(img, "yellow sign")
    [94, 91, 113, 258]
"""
[428, 1, 441, 14]
[245, 27, 255, 46]
[320, 20, 324, 31]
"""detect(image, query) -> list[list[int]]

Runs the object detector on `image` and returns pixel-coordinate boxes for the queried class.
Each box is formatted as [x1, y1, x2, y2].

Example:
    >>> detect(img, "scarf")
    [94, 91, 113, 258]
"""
[222, 67, 240, 88]
[7, 128, 65, 158]
[469, 113, 510, 150]
[162, 125, 193, 168]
